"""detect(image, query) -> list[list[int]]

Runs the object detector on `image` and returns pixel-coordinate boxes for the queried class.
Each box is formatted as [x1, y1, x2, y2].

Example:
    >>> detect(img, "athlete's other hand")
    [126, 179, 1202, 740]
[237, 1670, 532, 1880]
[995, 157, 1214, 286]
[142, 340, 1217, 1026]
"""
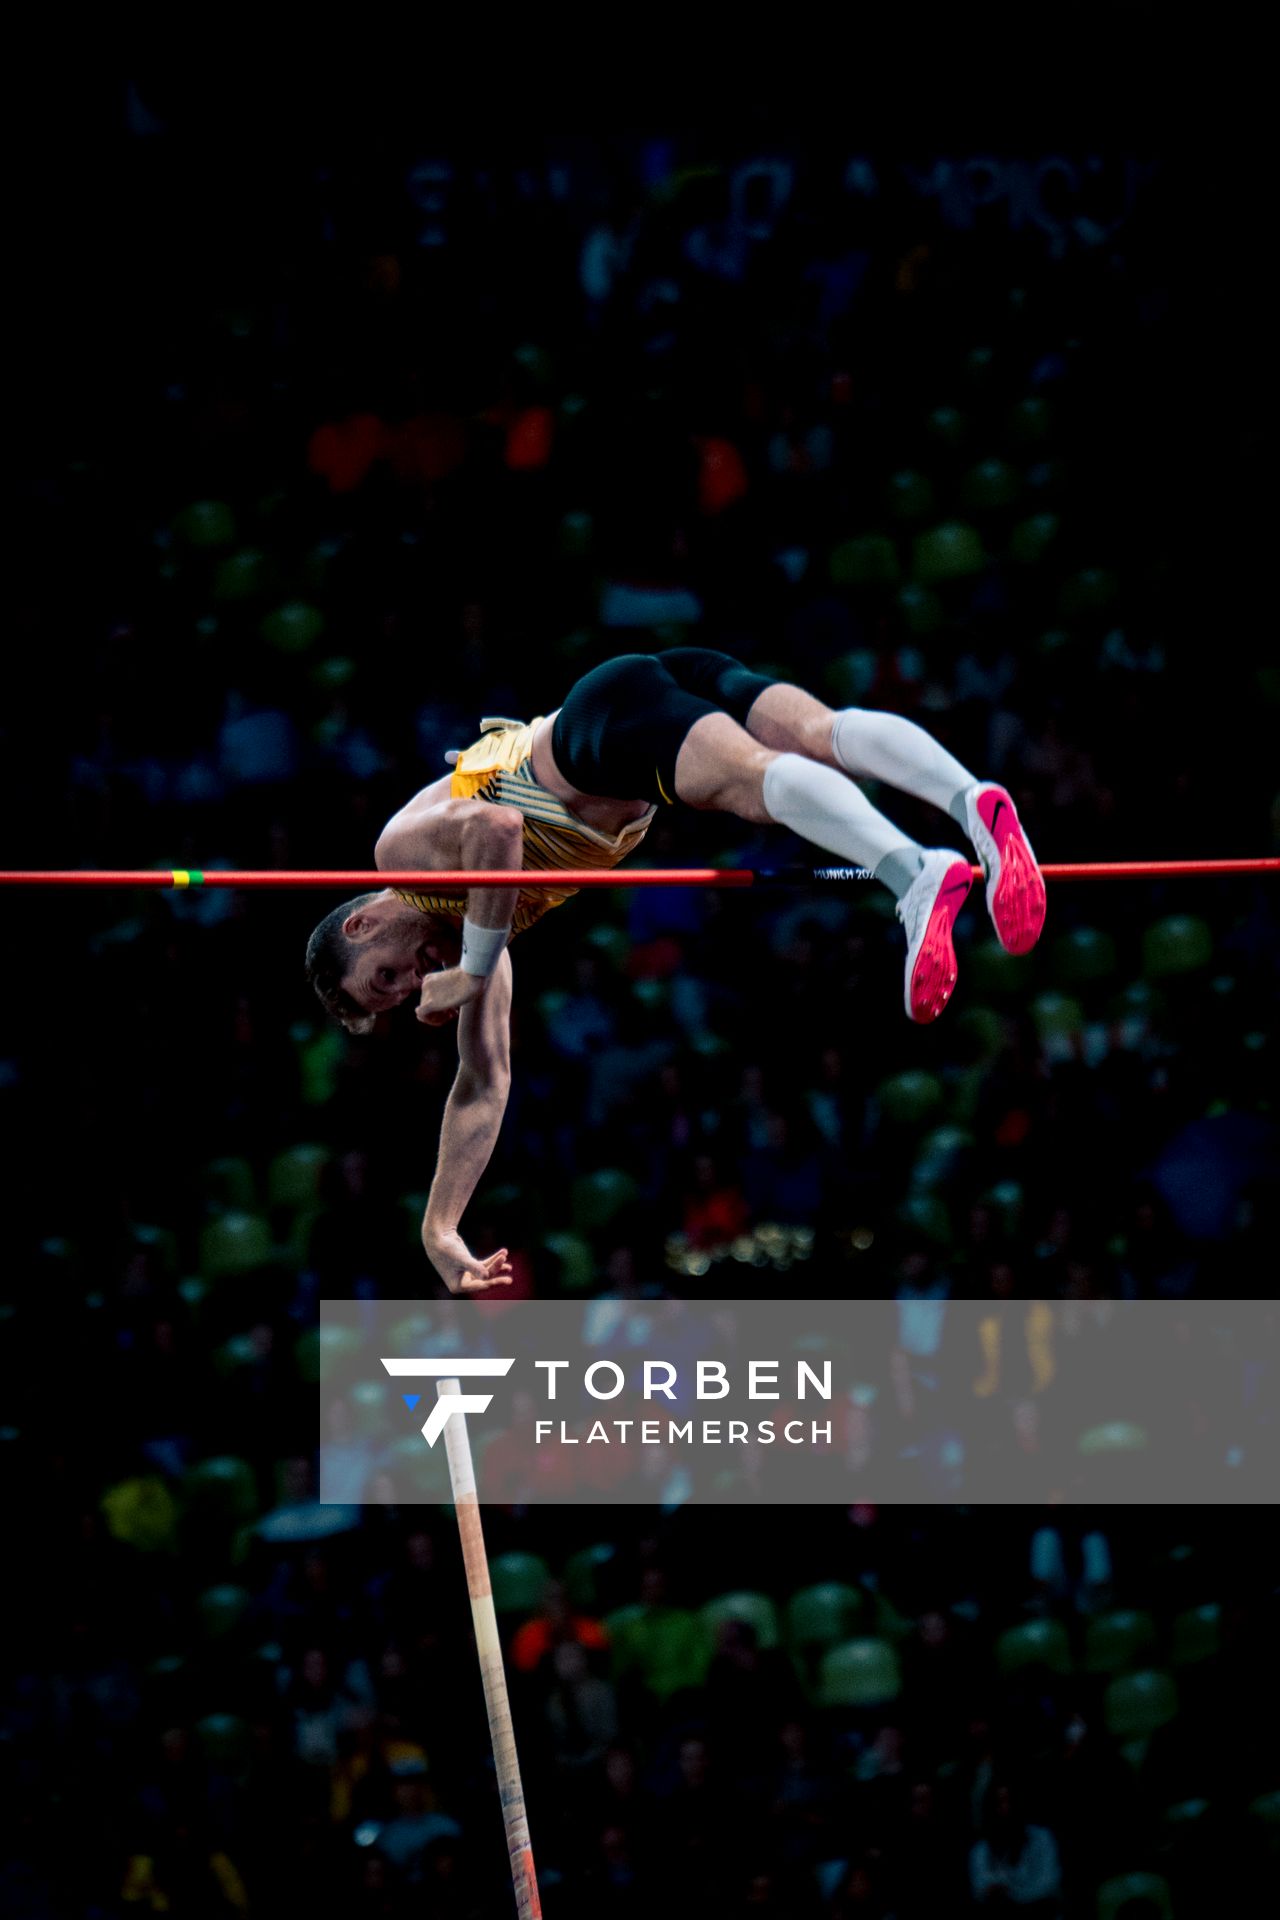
[417, 967, 485, 1025]
[423, 1225, 514, 1295]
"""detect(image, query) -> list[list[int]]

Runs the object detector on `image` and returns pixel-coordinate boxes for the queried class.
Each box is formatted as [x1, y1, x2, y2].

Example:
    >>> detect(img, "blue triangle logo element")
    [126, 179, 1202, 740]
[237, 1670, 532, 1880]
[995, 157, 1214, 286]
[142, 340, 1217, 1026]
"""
[402, 1393, 420, 1412]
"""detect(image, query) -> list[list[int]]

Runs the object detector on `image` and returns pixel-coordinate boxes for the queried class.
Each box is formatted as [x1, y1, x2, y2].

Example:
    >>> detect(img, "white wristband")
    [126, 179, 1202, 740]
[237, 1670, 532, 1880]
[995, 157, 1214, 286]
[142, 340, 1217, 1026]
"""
[460, 917, 510, 977]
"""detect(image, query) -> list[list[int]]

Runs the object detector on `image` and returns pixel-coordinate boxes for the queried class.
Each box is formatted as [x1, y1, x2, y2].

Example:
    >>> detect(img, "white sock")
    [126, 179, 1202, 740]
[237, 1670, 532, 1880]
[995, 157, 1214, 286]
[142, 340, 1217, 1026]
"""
[831, 708, 977, 817]
[762, 752, 924, 892]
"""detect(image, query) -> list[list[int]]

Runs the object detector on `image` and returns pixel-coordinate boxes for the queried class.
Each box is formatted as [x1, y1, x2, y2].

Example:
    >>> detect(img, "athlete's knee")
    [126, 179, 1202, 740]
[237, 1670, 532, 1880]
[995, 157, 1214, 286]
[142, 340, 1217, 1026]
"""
[682, 761, 775, 819]
[746, 682, 840, 763]
[719, 752, 778, 823]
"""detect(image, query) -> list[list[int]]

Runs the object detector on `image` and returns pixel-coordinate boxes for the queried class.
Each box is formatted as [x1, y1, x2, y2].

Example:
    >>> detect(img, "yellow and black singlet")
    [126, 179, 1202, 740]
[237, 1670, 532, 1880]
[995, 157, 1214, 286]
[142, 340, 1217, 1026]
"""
[393, 717, 655, 937]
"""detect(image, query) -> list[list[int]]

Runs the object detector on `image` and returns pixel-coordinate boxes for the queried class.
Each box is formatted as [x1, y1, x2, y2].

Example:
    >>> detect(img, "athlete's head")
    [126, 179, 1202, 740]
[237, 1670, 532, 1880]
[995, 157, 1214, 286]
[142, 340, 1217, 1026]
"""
[305, 892, 455, 1031]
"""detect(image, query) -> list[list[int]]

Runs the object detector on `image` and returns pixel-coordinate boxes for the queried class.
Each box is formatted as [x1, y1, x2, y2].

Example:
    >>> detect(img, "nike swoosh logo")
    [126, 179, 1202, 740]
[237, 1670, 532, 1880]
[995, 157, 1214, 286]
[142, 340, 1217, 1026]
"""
[989, 799, 1007, 832]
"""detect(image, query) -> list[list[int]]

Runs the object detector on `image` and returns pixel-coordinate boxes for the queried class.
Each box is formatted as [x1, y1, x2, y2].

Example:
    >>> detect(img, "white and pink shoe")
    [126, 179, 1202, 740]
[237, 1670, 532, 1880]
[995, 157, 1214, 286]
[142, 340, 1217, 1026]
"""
[897, 850, 974, 1022]
[964, 783, 1047, 955]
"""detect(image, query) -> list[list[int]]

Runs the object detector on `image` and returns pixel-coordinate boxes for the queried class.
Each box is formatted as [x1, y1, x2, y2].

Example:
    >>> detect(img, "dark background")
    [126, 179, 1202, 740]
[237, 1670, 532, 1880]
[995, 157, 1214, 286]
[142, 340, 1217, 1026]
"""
[2, 46, 1276, 1919]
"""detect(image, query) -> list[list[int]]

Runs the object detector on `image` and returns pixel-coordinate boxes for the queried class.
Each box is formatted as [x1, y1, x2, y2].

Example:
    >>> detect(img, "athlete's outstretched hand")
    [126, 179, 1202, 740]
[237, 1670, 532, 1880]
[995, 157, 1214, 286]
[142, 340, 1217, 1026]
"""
[423, 1224, 514, 1295]
[417, 967, 485, 1025]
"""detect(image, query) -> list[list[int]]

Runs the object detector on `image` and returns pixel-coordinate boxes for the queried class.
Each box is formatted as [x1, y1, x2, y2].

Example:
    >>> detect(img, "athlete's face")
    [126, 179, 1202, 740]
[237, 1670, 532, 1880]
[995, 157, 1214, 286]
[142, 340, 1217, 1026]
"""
[344, 918, 460, 1018]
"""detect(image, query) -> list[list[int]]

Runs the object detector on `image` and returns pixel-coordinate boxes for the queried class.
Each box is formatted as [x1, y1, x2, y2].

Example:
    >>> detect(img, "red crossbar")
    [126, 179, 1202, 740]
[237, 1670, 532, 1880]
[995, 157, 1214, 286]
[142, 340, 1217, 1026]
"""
[0, 868, 752, 889]
[0, 860, 1277, 888]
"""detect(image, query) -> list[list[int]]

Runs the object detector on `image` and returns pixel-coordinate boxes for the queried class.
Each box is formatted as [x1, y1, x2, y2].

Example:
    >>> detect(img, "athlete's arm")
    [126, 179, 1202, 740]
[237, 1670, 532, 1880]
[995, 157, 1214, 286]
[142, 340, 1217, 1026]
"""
[376, 789, 522, 1021]
[421, 947, 515, 1295]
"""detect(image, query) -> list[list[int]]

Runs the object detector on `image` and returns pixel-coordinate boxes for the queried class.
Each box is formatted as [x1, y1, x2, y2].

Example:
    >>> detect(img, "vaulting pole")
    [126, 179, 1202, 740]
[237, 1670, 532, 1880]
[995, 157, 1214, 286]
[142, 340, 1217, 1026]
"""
[437, 1377, 541, 1918]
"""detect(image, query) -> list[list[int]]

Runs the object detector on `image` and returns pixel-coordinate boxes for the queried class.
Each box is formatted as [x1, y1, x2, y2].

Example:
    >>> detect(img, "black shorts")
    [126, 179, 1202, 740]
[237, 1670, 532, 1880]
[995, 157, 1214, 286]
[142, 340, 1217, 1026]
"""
[550, 648, 777, 805]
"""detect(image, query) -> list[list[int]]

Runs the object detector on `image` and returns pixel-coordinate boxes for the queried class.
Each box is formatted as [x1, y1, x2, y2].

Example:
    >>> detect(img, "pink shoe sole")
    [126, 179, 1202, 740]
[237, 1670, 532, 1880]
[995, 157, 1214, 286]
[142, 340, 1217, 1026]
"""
[976, 788, 1047, 955]
[908, 860, 973, 1023]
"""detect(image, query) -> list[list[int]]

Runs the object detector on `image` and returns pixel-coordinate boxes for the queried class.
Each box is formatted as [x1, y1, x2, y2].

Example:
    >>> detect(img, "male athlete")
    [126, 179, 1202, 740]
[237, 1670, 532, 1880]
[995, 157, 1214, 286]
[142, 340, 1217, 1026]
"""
[305, 649, 1045, 1294]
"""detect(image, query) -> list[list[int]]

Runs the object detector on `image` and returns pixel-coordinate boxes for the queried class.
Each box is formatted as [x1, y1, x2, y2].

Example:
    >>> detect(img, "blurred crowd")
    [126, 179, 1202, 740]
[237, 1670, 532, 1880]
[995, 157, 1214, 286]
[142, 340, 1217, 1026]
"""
[8, 1478, 1279, 1915]
[7, 122, 1276, 1312]
[3, 97, 1278, 1917]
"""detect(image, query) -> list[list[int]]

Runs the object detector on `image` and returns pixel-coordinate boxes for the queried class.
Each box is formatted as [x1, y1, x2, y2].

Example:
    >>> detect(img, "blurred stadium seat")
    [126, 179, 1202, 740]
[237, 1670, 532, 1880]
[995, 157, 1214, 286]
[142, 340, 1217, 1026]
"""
[700, 1591, 781, 1650]
[1105, 1669, 1179, 1740]
[489, 1552, 552, 1617]
[817, 1637, 902, 1709]
[996, 1619, 1072, 1676]
[911, 521, 988, 583]
[1096, 1871, 1173, 1919]
[1084, 1609, 1157, 1675]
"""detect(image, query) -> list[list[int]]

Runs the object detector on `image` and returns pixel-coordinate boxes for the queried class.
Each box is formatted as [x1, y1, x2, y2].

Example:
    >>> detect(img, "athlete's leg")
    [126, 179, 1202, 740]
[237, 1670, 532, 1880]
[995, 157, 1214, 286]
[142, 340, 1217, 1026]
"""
[743, 682, 975, 812]
[742, 683, 1045, 956]
[675, 710, 905, 854]
[718, 681, 960, 897]
[674, 712, 972, 1021]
